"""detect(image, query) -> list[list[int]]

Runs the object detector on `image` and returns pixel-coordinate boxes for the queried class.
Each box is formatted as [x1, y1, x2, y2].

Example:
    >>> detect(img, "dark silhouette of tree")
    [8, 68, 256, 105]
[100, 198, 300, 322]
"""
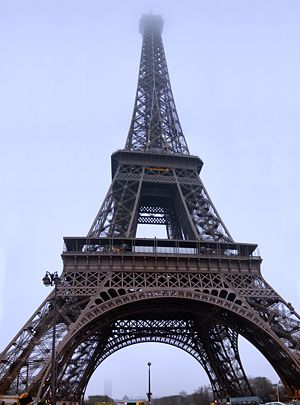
[152, 385, 213, 405]
[192, 385, 213, 405]
[87, 395, 114, 405]
[248, 377, 274, 401]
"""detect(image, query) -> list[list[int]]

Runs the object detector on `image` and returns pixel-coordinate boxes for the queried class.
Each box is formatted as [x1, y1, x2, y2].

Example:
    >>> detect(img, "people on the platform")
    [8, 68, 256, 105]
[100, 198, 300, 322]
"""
[19, 393, 33, 405]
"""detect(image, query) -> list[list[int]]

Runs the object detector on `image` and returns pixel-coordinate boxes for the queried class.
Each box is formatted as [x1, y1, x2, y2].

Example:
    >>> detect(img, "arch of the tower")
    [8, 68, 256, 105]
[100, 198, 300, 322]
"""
[79, 325, 245, 400]
[35, 293, 300, 401]
[50, 316, 249, 400]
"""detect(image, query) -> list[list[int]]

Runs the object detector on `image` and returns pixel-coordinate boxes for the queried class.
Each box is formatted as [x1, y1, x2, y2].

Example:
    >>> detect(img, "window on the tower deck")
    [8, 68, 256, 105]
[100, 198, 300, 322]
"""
[145, 166, 170, 174]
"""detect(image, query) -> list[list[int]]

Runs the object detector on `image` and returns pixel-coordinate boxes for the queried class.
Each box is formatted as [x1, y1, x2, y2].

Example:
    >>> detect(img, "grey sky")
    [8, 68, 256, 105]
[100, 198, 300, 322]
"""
[1, 0, 300, 399]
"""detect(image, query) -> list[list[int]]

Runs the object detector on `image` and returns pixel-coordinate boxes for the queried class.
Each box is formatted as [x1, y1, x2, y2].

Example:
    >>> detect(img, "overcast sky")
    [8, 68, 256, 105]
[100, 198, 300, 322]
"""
[1, 0, 300, 400]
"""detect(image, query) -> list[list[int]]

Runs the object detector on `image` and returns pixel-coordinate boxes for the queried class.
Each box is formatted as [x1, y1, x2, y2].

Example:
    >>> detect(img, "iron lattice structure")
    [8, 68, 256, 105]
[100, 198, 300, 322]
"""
[1, 14, 300, 402]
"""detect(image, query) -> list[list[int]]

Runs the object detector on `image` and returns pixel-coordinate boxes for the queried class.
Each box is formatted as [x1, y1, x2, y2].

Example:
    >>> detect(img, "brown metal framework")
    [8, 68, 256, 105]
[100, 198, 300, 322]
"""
[1, 14, 300, 402]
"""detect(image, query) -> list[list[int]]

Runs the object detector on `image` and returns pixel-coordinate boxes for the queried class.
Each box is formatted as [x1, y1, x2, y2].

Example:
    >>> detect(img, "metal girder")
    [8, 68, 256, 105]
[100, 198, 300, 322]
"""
[38, 316, 252, 400]
[0, 294, 88, 395]
[1, 250, 300, 399]
[72, 319, 251, 400]
[125, 15, 189, 154]
[87, 14, 232, 240]
[88, 165, 232, 241]
[204, 324, 253, 397]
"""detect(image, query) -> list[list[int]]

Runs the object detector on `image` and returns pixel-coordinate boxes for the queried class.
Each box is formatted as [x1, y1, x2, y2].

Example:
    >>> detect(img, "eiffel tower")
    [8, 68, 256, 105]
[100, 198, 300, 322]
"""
[1, 14, 300, 402]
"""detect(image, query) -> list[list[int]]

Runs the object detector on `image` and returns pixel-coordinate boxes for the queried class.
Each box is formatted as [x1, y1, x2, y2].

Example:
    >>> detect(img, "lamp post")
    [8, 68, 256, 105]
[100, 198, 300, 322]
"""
[146, 361, 152, 405]
[43, 271, 61, 405]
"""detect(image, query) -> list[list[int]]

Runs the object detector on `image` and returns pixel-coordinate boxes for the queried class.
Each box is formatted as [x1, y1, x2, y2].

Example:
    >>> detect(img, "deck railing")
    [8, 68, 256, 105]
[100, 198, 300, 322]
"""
[63, 237, 260, 258]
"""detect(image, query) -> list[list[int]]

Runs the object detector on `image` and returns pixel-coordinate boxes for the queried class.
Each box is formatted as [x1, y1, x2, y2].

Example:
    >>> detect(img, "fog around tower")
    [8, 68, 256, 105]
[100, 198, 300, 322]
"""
[0, 0, 300, 399]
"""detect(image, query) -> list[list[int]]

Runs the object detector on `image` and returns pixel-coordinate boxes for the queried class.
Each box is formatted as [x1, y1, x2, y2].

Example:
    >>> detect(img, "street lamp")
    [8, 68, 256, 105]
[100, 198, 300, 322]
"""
[146, 361, 152, 405]
[43, 271, 61, 404]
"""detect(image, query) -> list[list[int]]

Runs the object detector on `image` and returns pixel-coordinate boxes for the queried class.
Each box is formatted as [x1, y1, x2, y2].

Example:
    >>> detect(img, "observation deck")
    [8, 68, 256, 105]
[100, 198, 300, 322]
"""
[62, 237, 261, 275]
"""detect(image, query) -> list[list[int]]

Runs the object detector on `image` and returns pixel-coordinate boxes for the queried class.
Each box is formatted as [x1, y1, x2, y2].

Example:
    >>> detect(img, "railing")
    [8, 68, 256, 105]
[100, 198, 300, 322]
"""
[63, 237, 260, 258]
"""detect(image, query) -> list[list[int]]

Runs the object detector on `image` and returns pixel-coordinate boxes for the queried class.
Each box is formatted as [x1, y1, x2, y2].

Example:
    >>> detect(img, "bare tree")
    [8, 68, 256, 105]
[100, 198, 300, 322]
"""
[248, 377, 274, 401]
